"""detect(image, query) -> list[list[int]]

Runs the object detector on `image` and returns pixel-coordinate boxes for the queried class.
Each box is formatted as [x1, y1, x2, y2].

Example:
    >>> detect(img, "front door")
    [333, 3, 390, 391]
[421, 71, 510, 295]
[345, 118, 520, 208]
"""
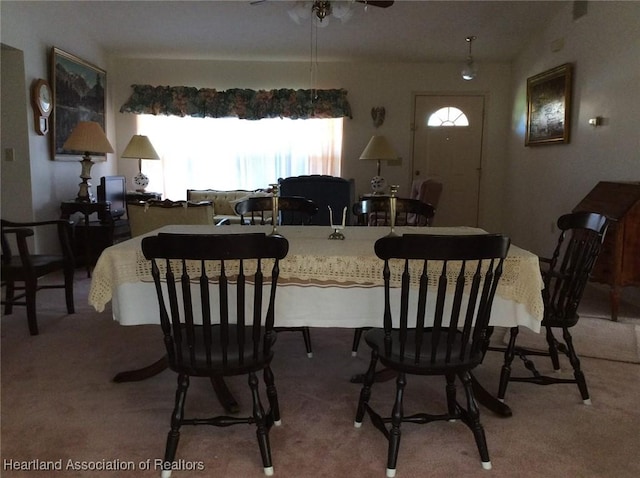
[411, 95, 485, 227]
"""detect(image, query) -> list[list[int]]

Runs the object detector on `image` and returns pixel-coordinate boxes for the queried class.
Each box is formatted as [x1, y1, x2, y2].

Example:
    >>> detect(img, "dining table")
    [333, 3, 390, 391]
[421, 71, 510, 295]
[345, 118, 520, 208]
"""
[89, 224, 544, 416]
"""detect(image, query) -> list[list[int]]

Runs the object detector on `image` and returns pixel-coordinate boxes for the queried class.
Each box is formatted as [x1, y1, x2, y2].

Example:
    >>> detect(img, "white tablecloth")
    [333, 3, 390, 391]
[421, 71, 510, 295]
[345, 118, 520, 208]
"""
[89, 225, 544, 332]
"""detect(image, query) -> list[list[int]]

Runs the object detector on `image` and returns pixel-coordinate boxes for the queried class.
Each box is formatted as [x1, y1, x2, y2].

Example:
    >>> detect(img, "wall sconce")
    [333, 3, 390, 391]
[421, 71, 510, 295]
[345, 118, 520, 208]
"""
[588, 116, 603, 127]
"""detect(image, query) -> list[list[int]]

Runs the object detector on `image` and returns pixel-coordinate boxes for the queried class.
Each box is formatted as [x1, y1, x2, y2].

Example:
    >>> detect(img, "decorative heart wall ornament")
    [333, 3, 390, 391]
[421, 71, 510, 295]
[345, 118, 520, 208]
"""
[371, 107, 386, 128]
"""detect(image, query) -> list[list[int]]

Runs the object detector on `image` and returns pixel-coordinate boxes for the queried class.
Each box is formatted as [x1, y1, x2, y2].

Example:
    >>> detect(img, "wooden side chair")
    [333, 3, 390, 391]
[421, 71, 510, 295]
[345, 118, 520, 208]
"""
[354, 233, 510, 477]
[1, 219, 75, 335]
[352, 197, 435, 227]
[142, 232, 289, 477]
[490, 211, 609, 405]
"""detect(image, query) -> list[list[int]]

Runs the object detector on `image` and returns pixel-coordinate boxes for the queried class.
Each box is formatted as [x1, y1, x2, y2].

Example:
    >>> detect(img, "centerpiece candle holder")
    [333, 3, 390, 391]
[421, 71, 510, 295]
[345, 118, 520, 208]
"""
[387, 184, 399, 237]
[269, 183, 279, 236]
[328, 205, 347, 240]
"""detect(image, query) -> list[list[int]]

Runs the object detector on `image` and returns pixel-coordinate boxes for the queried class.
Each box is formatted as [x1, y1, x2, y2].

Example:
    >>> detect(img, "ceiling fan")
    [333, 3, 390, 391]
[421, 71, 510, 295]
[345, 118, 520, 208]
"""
[252, 1, 394, 24]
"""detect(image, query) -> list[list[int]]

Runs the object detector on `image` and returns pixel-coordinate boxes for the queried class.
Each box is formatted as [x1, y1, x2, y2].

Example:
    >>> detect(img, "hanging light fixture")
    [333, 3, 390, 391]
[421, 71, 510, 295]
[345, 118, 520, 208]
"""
[461, 35, 477, 81]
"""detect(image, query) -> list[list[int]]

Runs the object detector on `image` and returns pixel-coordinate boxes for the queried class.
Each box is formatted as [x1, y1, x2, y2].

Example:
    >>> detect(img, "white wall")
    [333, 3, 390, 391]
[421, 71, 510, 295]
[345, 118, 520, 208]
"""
[505, 1, 640, 257]
[112, 58, 512, 233]
[0, 1, 117, 251]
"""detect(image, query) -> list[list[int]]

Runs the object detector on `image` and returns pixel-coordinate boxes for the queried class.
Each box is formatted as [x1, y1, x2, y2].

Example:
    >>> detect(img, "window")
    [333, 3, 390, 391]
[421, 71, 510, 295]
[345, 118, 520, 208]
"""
[427, 107, 469, 127]
[135, 115, 343, 199]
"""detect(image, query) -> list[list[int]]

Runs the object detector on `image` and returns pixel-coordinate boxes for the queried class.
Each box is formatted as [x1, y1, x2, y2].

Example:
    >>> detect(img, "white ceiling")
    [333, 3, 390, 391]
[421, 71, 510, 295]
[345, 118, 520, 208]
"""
[56, 0, 568, 63]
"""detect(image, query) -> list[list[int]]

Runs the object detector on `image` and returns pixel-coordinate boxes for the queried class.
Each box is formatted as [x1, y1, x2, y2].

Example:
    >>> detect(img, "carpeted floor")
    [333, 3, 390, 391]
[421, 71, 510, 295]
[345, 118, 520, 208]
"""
[1, 275, 640, 477]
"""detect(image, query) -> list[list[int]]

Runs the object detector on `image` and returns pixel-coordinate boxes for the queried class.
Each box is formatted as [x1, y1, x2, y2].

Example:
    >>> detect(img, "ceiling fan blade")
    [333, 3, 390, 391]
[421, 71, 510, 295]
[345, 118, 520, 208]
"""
[355, 1, 394, 7]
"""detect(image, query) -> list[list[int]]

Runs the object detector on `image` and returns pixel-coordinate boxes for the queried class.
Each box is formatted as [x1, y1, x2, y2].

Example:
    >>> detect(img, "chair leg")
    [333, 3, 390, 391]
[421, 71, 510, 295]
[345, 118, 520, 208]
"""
[163, 373, 189, 478]
[386, 372, 406, 478]
[25, 278, 39, 336]
[354, 349, 378, 426]
[3, 280, 15, 315]
[302, 326, 313, 358]
[352, 328, 364, 357]
[64, 265, 75, 314]
[562, 327, 591, 404]
[497, 327, 519, 401]
[460, 371, 491, 470]
[249, 371, 274, 476]
[545, 327, 561, 371]
[263, 366, 281, 426]
[445, 373, 457, 418]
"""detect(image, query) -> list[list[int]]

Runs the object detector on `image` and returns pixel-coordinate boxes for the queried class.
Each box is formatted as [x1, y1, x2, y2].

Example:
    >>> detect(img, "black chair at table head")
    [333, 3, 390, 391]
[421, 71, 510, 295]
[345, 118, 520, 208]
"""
[350, 197, 436, 357]
[352, 197, 435, 227]
[491, 211, 609, 405]
[234, 195, 318, 359]
[353, 233, 510, 477]
[1, 219, 75, 335]
[234, 195, 318, 226]
[142, 232, 289, 477]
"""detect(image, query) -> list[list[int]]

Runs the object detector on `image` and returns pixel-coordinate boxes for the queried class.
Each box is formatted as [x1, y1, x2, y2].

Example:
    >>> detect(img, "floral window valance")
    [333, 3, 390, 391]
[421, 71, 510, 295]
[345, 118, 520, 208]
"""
[119, 84, 352, 120]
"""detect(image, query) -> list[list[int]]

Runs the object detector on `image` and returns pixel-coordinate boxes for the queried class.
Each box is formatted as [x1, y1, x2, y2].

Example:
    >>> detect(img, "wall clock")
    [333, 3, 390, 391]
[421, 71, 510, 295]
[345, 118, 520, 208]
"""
[31, 78, 52, 135]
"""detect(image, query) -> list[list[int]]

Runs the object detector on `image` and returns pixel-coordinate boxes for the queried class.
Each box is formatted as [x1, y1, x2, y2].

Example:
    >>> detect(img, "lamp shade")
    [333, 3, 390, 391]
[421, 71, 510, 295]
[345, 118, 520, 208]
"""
[359, 135, 397, 161]
[121, 135, 160, 160]
[62, 121, 114, 154]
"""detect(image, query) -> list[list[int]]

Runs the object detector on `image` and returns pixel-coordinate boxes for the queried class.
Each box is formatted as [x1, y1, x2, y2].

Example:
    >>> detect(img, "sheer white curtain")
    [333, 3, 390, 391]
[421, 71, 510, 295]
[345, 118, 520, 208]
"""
[135, 115, 343, 199]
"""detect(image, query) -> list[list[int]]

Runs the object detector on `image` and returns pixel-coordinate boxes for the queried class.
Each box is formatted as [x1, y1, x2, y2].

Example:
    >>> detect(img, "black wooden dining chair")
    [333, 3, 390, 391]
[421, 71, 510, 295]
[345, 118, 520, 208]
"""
[1, 219, 75, 335]
[354, 233, 510, 477]
[490, 211, 609, 405]
[234, 195, 318, 358]
[141, 232, 289, 477]
[352, 197, 435, 227]
[234, 195, 318, 226]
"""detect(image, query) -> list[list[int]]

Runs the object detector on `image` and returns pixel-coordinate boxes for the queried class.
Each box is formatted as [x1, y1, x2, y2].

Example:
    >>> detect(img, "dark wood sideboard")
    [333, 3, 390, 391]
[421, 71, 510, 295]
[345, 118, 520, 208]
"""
[573, 181, 640, 321]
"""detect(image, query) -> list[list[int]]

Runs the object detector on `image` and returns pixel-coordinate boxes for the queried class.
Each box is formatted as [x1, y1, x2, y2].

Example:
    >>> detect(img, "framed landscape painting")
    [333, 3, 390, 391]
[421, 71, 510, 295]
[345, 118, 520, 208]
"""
[525, 63, 573, 146]
[51, 47, 106, 161]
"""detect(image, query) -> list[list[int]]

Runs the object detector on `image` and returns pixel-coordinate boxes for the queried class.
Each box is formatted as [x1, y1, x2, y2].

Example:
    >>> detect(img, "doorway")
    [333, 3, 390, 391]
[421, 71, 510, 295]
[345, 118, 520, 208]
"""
[411, 95, 485, 227]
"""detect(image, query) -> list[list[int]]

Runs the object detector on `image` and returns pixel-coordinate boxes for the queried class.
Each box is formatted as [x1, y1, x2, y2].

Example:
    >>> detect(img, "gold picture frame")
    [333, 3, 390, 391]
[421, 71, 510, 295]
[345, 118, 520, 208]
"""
[51, 47, 107, 161]
[525, 63, 573, 146]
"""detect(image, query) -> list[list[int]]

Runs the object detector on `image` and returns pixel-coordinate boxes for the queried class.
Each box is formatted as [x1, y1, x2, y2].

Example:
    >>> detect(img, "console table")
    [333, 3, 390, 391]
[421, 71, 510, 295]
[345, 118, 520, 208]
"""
[574, 181, 640, 320]
[60, 200, 112, 277]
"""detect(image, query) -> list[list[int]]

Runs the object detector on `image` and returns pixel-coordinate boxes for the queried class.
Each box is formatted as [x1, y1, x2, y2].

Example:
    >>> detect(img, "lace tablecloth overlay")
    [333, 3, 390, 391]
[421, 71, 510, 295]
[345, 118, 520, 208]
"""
[89, 225, 544, 322]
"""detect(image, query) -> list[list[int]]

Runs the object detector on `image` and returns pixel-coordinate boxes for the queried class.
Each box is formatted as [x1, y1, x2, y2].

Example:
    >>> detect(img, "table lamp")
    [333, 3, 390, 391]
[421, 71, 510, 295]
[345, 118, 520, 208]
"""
[359, 135, 398, 194]
[62, 121, 114, 202]
[121, 135, 160, 192]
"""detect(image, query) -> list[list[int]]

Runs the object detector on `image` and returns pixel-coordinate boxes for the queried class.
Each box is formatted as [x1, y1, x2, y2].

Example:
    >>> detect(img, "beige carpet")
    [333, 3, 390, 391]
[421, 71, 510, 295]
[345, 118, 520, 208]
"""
[2, 275, 640, 478]
[496, 283, 640, 364]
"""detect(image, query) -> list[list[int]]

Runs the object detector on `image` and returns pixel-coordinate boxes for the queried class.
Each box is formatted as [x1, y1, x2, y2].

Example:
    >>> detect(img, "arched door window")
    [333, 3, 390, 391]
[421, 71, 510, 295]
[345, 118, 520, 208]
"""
[427, 107, 469, 127]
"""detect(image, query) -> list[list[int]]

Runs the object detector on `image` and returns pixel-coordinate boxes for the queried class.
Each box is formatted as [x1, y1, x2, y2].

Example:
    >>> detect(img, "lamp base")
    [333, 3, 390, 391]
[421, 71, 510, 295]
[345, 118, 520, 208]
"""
[76, 155, 95, 202]
[133, 171, 150, 192]
[370, 175, 387, 194]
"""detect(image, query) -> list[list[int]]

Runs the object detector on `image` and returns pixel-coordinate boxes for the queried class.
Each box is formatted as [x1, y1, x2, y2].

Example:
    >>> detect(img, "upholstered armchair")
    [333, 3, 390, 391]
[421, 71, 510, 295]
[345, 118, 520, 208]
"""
[278, 175, 355, 226]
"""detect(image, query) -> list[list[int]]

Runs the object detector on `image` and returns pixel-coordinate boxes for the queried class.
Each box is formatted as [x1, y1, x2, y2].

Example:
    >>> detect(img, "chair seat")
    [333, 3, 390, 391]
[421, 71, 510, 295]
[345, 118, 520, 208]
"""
[170, 325, 276, 376]
[3, 255, 66, 278]
[542, 311, 579, 328]
[365, 328, 484, 374]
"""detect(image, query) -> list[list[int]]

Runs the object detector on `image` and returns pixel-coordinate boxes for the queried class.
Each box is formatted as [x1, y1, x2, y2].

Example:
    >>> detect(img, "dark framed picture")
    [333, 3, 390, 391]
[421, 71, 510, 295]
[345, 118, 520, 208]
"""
[51, 47, 106, 161]
[525, 63, 573, 146]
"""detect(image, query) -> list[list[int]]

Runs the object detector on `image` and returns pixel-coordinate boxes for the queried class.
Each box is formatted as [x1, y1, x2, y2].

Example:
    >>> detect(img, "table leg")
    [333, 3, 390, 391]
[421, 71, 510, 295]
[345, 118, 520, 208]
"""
[112, 356, 168, 382]
[469, 371, 512, 417]
[112, 356, 240, 414]
[210, 377, 240, 414]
